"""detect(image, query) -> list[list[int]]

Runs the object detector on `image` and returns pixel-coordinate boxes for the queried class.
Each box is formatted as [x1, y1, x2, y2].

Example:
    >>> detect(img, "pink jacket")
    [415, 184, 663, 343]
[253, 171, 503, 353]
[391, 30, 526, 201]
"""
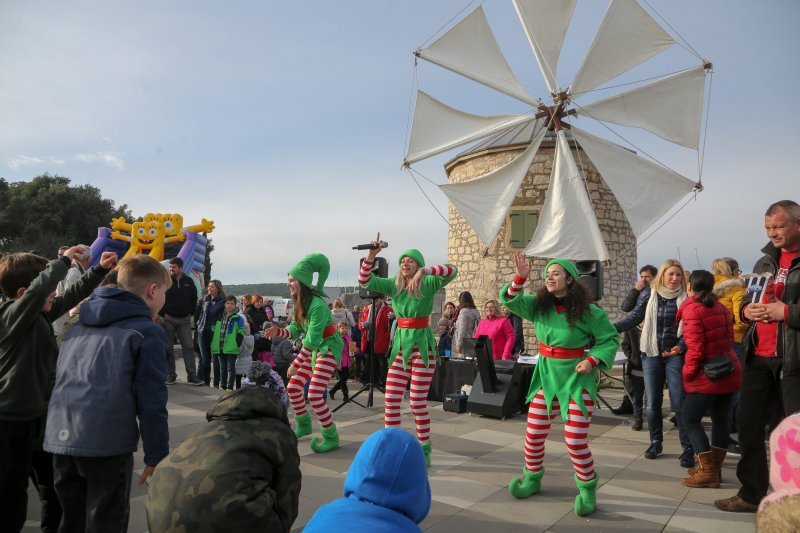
[474, 316, 515, 360]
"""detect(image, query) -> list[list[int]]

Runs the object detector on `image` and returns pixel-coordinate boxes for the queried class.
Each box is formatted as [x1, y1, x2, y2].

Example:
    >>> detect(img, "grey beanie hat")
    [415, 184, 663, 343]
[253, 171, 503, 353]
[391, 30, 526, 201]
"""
[246, 361, 271, 386]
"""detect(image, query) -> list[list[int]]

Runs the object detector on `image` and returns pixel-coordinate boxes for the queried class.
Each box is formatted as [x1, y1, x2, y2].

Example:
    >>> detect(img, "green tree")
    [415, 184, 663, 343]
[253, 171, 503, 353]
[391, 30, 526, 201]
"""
[204, 237, 214, 284]
[0, 174, 131, 256]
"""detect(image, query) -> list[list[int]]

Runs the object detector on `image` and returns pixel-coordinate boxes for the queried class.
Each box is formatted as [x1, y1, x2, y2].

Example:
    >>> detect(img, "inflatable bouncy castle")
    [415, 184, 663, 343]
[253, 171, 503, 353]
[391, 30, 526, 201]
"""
[87, 213, 215, 295]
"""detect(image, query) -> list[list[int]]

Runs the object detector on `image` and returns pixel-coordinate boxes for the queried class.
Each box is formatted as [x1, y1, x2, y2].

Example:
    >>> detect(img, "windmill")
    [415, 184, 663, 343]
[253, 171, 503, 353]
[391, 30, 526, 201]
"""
[403, 0, 711, 266]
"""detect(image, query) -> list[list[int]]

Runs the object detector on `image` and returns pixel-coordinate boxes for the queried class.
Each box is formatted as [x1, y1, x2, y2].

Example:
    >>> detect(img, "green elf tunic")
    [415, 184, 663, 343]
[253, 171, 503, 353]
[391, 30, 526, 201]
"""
[361, 266, 457, 369]
[499, 284, 619, 420]
[286, 296, 343, 369]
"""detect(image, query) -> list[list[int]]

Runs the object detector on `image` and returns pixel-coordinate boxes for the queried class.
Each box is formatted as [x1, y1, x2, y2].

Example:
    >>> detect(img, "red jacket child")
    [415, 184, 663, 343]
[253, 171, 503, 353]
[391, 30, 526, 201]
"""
[678, 297, 742, 395]
[359, 301, 392, 355]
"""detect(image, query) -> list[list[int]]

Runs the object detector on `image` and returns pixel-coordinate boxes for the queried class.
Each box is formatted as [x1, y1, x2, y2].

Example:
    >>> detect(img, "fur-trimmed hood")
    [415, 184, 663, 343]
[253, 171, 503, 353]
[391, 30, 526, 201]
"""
[713, 275, 744, 296]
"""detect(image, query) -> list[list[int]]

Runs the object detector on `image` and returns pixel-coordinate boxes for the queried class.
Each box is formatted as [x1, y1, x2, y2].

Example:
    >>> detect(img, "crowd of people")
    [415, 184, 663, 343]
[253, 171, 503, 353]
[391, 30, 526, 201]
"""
[0, 199, 798, 532]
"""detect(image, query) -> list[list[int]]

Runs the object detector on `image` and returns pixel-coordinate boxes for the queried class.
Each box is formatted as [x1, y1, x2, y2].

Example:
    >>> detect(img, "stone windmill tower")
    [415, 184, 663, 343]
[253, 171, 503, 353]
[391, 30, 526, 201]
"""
[443, 124, 637, 350]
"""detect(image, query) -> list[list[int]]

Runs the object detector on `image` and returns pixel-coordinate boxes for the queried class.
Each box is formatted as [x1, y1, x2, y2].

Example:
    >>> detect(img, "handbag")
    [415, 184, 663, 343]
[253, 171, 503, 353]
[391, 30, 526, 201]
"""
[702, 354, 734, 381]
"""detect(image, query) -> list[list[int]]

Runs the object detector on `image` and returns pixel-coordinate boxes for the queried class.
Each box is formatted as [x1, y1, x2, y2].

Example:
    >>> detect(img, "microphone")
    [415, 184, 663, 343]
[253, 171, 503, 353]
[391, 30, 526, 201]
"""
[352, 241, 388, 250]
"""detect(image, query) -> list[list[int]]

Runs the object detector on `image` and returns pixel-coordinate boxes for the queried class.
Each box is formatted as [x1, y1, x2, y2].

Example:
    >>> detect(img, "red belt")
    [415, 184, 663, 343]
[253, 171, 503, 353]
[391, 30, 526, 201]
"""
[539, 343, 585, 359]
[397, 317, 430, 329]
[323, 324, 336, 338]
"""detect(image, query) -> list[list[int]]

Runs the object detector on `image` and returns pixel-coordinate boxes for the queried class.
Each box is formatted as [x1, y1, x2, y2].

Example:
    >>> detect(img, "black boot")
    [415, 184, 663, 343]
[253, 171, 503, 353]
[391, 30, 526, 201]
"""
[611, 396, 634, 415]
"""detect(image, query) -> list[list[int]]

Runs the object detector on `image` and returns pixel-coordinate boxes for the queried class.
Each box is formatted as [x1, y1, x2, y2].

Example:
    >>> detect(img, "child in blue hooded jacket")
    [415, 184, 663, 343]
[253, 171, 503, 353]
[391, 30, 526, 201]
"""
[303, 428, 431, 532]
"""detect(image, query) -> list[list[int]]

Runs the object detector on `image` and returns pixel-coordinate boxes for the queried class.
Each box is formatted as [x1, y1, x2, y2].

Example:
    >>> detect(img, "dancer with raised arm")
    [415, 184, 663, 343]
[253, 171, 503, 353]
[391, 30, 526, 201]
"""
[358, 233, 457, 467]
[501, 253, 619, 516]
[265, 253, 344, 453]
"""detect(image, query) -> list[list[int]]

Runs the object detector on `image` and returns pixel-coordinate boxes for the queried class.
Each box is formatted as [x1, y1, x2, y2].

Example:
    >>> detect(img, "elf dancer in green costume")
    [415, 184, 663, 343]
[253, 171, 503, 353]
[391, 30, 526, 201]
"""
[265, 253, 344, 453]
[501, 253, 619, 516]
[358, 233, 457, 467]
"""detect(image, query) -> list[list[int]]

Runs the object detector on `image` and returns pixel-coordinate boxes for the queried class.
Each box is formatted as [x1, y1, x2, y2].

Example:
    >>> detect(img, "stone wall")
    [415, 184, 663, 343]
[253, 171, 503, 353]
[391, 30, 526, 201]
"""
[444, 139, 637, 353]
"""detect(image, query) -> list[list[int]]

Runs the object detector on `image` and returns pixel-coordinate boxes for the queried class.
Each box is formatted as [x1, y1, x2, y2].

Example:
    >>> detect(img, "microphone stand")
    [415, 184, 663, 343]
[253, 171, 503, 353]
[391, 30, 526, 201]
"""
[333, 297, 384, 411]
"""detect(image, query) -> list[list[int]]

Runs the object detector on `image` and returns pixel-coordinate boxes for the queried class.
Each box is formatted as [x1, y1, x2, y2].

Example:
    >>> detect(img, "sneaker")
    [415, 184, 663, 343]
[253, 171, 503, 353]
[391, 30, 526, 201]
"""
[714, 495, 758, 513]
[631, 418, 643, 431]
[728, 438, 741, 456]
[165, 376, 176, 385]
[644, 441, 663, 459]
[679, 449, 695, 468]
[187, 376, 204, 386]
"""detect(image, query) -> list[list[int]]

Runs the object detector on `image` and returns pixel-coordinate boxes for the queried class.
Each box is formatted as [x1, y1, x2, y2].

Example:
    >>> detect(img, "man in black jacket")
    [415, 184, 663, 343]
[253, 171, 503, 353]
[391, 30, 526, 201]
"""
[611, 265, 656, 421]
[160, 257, 203, 385]
[716, 200, 800, 513]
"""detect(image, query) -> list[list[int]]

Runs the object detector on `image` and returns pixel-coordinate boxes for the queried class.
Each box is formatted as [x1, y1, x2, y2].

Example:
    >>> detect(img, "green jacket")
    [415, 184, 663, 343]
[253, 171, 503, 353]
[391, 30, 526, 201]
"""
[146, 387, 301, 533]
[211, 311, 246, 355]
[499, 282, 619, 419]
[0, 258, 105, 421]
[361, 266, 457, 368]
[286, 296, 343, 368]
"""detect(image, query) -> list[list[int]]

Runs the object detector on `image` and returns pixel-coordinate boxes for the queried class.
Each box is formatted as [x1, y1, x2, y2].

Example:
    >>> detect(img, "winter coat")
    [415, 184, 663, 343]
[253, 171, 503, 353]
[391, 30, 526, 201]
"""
[614, 286, 682, 355]
[271, 336, 296, 367]
[195, 294, 224, 334]
[146, 387, 301, 533]
[359, 303, 392, 355]
[44, 287, 169, 466]
[303, 428, 430, 533]
[678, 298, 742, 395]
[713, 274, 748, 343]
[741, 242, 800, 372]
[474, 316, 516, 360]
[453, 307, 481, 352]
[331, 308, 355, 328]
[211, 311, 246, 356]
[0, 258, 105, 422]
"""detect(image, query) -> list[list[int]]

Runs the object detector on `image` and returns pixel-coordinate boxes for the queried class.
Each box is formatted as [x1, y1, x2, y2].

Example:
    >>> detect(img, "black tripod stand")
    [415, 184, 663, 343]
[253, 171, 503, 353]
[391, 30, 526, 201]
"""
[333, 297, 385, 411]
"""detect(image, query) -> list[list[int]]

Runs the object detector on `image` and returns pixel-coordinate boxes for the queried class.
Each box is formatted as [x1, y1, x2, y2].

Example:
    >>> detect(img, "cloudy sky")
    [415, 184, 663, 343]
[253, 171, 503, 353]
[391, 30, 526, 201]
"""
[2, 1, 798, 285]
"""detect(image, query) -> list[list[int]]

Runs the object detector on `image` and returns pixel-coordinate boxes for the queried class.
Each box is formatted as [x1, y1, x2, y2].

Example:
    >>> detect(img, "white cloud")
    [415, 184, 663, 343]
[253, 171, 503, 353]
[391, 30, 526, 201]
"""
[6, 151, 124, 171]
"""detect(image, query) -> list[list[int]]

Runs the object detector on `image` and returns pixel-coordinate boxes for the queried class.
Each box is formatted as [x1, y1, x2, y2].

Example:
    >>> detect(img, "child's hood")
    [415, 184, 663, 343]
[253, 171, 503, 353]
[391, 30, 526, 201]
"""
[79, 286, 153, 327]
[343, 427, 430, 524]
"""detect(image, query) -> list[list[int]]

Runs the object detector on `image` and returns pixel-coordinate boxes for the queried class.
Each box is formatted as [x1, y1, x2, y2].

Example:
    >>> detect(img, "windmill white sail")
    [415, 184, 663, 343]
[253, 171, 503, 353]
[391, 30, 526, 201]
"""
[439, 125, 546, 249]
[406, 0, 709, 262]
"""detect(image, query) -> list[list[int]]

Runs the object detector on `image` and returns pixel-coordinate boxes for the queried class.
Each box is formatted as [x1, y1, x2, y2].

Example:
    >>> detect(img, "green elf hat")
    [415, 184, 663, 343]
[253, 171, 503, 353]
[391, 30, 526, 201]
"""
[544, 258, 580, 281]
[288, 253, 330, 298]
[398, 249, 425, 268]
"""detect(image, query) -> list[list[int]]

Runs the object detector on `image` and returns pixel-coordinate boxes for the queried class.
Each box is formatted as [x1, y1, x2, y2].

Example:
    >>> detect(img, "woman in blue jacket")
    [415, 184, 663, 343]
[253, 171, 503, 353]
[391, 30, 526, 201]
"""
[614, 259, 694, 468]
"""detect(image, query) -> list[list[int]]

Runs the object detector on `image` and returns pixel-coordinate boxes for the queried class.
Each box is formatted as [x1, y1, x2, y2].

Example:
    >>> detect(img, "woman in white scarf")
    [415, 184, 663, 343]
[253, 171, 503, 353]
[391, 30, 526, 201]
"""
[615, 259, 694, 468]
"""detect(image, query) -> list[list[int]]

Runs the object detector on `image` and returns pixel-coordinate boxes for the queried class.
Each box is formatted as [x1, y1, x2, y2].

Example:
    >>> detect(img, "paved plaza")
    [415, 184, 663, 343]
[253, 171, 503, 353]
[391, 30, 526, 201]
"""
[25, 371, 758, 532]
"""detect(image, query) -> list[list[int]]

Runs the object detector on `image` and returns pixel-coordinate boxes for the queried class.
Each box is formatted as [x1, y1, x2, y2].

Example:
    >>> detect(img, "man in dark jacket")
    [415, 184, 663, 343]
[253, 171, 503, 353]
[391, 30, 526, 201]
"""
[716, 200, 800, 513]
[146, 386, 301, 533]
[161, 257, 202, 385]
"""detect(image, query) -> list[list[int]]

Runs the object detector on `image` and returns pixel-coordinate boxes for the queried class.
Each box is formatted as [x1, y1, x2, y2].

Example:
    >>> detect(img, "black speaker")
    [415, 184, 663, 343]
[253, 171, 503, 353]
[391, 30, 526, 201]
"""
[359, 257, 389, 299]
[576, 260, 603, 301]
[465, 336, 526, 419]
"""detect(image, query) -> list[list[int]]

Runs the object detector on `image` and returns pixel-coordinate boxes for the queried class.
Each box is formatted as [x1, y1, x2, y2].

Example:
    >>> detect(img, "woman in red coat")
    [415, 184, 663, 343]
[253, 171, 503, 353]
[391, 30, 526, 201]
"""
[678, 269, 742, 488]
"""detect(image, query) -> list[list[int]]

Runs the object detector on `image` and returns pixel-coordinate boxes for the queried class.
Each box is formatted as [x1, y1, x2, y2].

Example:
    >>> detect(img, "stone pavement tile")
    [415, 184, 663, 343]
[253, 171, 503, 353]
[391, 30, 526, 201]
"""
[129, 494, 149, 533]
[429, 473, 505, 509]
[683, 483, 742, 505]
[458, 427, 526, 447]
[343, 418, 386, 436]
[292, 494, 322, 531]
[468, 487, 574, 529]
[293, 473, 347, 505]
[297, 441, 360, 471]
[606, 465, 690, 501]
[665, 499, 755, 533]
[435, 435, 507, 460]
[419, 499, 467, 531]
[423, 507, 543, 533]
[449, 456, 525, 487]
[167, 421, 206, 446]
[549, 509, 666, 531]
[299, 460, 341, 479]
[428, 448, 475, 475]
[594, 482, 681, 527]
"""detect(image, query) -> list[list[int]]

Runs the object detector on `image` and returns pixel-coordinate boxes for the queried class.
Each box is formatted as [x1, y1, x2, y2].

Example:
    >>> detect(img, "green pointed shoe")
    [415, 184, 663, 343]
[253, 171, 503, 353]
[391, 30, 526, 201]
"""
[294, 413, 312, 439]
[573, 474, 599, 516]
[508, 467, 544, 499]
[421, 441, 431, 469]
[310, 424, 339, 453]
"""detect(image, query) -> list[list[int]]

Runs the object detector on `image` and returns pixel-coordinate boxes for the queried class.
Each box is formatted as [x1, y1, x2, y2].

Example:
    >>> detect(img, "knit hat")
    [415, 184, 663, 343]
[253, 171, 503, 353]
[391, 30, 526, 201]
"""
[246, 361, 271, 386]
[288, 253, 330, 297]
[544, 258, 580, 281]
[398, 249, 425, 268]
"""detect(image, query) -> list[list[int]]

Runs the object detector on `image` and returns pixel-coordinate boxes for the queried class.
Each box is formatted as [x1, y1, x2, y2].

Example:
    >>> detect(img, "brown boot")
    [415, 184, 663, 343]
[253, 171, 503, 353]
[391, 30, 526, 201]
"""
[714, 495, 758, 513]
[687, 445, 727, 479]
[681, 451, 720, 488]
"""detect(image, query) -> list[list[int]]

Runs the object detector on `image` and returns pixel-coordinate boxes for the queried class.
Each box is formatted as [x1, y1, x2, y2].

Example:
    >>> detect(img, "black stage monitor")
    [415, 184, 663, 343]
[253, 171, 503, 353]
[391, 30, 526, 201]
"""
[464, 335, 496, 393]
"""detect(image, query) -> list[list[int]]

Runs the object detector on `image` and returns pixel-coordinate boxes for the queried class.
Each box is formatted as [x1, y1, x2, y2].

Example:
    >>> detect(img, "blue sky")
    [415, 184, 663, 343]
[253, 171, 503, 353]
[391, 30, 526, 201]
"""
[2, 1, 798, 285]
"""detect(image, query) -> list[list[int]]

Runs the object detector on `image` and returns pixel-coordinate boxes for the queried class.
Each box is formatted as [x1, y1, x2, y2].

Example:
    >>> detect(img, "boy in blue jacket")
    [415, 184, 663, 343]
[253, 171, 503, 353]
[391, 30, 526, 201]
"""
[44, 255, 172, 533]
